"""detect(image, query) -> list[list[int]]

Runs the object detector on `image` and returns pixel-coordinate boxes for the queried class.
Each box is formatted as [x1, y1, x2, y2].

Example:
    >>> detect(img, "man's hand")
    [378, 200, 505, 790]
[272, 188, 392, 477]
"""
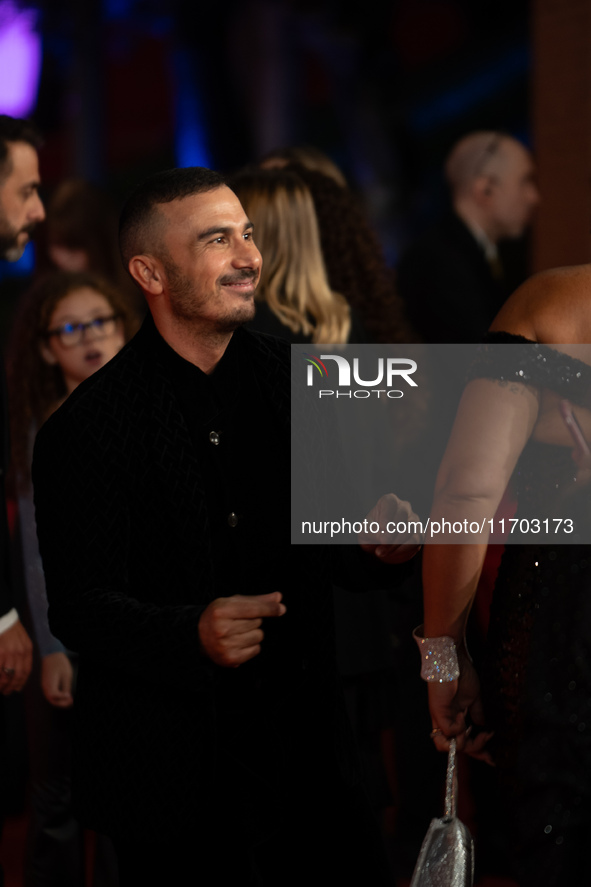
[0, 620, 33, 694]
[198, 592, 286, 667]
[359, 493, 423, 563]
[41, 652, 74, 708]
[428, 656, 493, 764]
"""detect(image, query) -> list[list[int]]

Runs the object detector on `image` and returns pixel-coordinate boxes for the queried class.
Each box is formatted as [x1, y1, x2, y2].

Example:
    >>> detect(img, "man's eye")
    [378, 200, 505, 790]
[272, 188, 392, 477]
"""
[61, 323, 77, 336]
[90, 318, 106, 331]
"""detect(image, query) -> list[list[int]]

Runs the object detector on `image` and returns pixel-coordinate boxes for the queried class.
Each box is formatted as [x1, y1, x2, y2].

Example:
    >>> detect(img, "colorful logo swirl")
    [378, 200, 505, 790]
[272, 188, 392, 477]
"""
[303, 353, 329, 377]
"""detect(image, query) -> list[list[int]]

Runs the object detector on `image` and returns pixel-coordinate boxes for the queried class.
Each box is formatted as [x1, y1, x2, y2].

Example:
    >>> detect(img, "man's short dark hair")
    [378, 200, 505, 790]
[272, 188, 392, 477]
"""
[119, 167, 226, 270]
[0, 115, 42, 180]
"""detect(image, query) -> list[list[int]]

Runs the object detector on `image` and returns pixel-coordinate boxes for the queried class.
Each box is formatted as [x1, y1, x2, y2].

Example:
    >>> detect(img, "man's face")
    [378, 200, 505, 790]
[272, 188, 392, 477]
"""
[0, 141, 44, 261]
[157, 186, 261, 333]
[486, 140, 540, 240]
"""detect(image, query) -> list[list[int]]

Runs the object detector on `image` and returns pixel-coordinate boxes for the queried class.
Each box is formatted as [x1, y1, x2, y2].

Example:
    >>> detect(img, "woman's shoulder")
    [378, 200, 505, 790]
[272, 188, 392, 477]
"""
[491, 264, 591, 343]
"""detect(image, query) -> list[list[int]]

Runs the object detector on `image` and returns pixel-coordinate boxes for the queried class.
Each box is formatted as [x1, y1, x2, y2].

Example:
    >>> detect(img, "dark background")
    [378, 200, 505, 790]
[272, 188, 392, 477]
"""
[1, 0, 532, 270]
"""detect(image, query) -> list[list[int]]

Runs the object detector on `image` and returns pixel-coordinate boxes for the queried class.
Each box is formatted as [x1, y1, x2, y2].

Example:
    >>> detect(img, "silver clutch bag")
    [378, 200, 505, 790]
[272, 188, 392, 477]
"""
[410, 738, 474, 887]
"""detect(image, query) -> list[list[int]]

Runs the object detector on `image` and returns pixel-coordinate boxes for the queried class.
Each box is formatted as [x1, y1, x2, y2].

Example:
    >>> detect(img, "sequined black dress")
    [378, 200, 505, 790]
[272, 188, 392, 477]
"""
[473, 334, 591, 886]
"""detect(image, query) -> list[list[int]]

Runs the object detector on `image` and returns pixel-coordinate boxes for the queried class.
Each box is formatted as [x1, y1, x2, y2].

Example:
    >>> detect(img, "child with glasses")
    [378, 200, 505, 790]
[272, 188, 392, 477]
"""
[6, 270, 139, 887]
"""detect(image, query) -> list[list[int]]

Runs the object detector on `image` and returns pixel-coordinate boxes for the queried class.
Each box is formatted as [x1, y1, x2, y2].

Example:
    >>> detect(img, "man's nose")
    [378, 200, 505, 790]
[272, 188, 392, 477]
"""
[233, 241, 262, 268]
[31, 192, 45, 223]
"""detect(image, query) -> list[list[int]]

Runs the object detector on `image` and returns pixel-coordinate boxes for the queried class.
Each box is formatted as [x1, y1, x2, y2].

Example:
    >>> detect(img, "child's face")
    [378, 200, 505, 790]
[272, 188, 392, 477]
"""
[42, 287, 125, 394]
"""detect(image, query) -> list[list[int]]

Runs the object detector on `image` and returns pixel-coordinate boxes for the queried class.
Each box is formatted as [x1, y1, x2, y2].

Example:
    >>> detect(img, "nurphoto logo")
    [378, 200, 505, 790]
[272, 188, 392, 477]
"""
[304, 353, 418, 399]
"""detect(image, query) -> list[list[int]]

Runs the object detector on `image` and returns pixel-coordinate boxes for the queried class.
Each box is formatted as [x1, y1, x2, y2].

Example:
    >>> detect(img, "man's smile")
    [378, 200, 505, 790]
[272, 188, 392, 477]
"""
[219, 269, 259, 294]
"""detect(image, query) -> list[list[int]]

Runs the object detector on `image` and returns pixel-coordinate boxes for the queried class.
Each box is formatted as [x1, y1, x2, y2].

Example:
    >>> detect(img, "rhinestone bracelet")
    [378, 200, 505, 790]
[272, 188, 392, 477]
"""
[412, 625, 460, 683]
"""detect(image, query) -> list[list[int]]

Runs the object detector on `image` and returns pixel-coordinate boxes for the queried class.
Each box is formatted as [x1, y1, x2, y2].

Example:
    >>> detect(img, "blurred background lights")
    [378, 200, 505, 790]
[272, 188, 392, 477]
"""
[0, 1, 42, 117]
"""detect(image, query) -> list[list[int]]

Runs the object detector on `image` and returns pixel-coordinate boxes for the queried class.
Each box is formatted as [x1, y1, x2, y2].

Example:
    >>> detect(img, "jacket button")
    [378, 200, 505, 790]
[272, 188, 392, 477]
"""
[227, 512, 239, 527]
[209, 431, 220, 446]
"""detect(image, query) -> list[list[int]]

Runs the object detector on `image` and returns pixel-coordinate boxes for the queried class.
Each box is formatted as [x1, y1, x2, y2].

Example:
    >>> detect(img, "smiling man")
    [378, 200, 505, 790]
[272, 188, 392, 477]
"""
[127, 179, 261, 366]
[0, 115, 44, 262]
[32, 167, 415, 886]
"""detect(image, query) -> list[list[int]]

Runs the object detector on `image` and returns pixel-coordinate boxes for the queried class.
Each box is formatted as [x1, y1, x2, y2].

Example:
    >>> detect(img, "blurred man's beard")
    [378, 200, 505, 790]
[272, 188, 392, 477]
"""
[0, 240, 25, 262]
[0, 221, 37, 262]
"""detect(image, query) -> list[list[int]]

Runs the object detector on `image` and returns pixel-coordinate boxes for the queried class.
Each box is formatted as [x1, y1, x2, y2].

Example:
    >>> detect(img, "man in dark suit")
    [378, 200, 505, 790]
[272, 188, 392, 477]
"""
[0, 115, 43, 695]
[33, 167, 418, 885]
[397, 131, 540, 344]
[0, 114, 43, 887]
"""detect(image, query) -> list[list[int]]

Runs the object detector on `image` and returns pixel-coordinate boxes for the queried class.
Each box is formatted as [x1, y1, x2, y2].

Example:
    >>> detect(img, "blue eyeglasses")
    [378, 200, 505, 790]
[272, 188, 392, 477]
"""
[45, 314, 121, 347]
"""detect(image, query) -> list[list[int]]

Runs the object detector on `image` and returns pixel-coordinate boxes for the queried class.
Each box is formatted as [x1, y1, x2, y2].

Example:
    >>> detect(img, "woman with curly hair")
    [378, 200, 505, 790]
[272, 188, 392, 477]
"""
[7, 270, 139, 887]
[289, 164, 415, 344]
[230, 167, 360, 344]
[260, 149, 414, 344]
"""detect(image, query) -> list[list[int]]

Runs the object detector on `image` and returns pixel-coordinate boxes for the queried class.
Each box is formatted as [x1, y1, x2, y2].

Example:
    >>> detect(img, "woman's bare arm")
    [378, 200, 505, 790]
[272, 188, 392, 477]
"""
[422, 375, 540, 755]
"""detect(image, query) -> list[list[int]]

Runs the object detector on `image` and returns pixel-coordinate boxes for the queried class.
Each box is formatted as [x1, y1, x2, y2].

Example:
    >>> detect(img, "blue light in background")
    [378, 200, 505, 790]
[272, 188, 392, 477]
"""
[103, 0, 133, 20]
[0, 241, 35, 281]
[410, 44, 529, 134]
[0, 1, 42, 117]
[173, 50, 211, 169]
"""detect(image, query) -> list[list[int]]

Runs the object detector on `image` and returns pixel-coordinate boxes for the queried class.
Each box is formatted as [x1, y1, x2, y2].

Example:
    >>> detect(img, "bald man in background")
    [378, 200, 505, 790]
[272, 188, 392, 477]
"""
[397, 131, 539, 343]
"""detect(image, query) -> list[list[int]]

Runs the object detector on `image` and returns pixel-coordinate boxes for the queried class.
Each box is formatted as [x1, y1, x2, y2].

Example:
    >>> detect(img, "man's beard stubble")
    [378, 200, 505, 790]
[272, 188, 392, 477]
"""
[1, 242, 25, 262]
[0, 220, 37, 262]
[163, 258, 257, 333]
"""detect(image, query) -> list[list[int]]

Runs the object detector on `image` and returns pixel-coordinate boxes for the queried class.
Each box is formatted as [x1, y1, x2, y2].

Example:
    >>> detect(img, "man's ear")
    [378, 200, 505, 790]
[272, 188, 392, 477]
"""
[128, 255, 164, 295]
[473, 175, 495, 204]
